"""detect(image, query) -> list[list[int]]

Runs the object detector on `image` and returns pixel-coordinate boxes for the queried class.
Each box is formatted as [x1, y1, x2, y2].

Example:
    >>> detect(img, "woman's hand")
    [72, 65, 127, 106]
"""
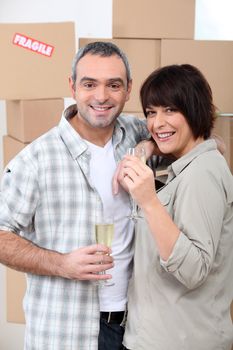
[117, 155, 157, 210]
[112, 139, 159, 196]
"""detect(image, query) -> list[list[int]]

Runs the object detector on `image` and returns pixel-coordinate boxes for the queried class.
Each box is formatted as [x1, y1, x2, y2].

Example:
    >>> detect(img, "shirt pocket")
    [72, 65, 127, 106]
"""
[158, 191, 172, 207]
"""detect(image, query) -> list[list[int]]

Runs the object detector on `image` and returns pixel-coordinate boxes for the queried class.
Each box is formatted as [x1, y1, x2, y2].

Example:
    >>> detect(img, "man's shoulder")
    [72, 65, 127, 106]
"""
[117, 113, 146, 128]
[114, 113, 149, 144]
[5, 126, 59, 170]
[24, 126, 59, 153]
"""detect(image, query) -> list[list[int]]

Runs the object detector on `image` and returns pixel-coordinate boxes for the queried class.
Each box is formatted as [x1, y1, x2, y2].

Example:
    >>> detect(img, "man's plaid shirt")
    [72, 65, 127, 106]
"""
[0, 105, 149, 350]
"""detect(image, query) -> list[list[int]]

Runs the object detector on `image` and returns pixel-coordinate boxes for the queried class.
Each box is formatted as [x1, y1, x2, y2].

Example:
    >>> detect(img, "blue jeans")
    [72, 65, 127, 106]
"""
[98, 317, 125, 350]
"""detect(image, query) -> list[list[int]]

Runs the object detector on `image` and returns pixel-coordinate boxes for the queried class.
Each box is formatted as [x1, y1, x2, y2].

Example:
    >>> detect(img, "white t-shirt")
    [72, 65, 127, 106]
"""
[86, 139, 134, 311]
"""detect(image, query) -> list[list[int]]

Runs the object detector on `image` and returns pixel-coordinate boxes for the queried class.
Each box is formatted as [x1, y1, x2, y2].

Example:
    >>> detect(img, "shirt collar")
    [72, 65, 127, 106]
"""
[58, 104, 125, 160]
[167, 139, 217, 182]
[58, 104, 88, 160]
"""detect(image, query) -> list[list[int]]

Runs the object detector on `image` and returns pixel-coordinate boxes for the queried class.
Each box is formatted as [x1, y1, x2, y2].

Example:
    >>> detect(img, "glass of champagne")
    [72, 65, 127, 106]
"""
[95, 216, 115, 286]
[127, 147, 146, 220]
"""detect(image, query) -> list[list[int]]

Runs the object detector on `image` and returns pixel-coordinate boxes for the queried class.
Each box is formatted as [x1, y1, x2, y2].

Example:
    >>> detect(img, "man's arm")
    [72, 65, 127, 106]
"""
[0, 230, 113, 281]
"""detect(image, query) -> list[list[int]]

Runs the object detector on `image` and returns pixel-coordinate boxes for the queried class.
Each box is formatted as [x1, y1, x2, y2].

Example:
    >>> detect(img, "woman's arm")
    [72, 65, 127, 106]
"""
[121, 155, 179, 260]
[119, 155, 226, 289]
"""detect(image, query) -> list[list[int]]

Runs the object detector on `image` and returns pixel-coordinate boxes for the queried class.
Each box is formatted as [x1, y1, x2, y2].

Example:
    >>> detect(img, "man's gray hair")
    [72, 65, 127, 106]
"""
[71, 41, 131, 86]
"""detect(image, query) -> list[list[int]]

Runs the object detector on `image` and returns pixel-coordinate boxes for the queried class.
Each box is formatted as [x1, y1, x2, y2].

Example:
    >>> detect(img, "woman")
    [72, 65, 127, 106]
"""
[119, 64, 233, 350]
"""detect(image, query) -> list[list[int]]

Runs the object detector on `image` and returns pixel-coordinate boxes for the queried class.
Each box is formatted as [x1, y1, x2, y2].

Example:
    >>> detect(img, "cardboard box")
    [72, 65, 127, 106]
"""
[0, 22, 75, 99]
[79, 38, 161, 112]
[213, 115, 233, 173]
[6, 98, 64, 142]
[3, 135, 28, 167]
[161, 40, 233, 114]
[113, 0, 195, 39]
[7, 268, 26, 324]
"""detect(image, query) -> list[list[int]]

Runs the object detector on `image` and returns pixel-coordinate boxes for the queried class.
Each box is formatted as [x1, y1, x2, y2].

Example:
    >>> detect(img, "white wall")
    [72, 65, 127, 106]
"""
[0, 0, 233, 348]
[195, 0, 233, 40]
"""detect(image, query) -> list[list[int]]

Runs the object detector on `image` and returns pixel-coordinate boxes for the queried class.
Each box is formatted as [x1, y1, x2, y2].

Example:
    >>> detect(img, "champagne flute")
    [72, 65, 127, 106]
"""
[95, 216, 115, 286]
[127, 147, 146, 220]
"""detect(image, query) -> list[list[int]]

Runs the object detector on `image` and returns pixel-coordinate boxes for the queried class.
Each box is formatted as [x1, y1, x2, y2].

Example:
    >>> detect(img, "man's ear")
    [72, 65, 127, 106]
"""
[69, 77, 76, 99]
[125, 79, 132, 102]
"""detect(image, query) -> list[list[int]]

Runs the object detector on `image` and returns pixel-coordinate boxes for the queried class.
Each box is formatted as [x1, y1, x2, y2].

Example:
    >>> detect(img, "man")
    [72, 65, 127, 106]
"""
[0, 42, 151, 349]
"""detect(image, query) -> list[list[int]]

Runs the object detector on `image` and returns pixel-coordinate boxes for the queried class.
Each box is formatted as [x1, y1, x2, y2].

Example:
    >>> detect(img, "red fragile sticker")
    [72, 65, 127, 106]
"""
[12, 33, 54, 57]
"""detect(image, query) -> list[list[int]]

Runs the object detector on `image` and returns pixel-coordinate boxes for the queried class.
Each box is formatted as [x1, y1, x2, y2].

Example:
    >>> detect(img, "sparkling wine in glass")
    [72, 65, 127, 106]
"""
[127, 147, 146, 220]
[95, 218, 115, 286]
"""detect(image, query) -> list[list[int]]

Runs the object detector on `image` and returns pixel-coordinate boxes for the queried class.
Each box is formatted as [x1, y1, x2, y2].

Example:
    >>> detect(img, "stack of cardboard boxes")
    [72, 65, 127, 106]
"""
[0, 21, 76, 323]
[1, 22, 76, 166]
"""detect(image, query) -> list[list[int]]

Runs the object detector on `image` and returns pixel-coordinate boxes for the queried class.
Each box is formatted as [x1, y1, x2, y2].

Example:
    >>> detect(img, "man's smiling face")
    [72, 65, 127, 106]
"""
[70, 53, 132, 130]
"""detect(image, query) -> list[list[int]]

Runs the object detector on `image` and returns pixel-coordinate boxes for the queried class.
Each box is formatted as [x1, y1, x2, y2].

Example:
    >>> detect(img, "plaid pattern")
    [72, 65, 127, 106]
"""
[0, 105, 149, 350]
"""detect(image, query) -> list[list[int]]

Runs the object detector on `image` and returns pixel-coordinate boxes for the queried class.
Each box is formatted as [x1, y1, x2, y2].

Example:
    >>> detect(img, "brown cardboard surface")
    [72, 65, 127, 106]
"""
[213, 115, 233, 173]
[0, 22, 75, 99]
[3, 135, 28, 167]
[113, 0, 195, 39]
[161, 40, 233, 114]
[6, 98, 64, 142]
[6, 268, 26, 324]
[229, 137, 233, 175]
[79, 38, 161, 112]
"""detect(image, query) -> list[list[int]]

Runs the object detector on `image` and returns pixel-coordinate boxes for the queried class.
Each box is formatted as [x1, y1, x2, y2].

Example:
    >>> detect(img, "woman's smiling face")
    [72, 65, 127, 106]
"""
[146, 106, 203, 158]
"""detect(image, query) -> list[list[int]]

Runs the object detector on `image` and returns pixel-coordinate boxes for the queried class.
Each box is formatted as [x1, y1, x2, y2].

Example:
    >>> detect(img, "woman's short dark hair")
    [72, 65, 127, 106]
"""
[140, 64, 216, 139]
